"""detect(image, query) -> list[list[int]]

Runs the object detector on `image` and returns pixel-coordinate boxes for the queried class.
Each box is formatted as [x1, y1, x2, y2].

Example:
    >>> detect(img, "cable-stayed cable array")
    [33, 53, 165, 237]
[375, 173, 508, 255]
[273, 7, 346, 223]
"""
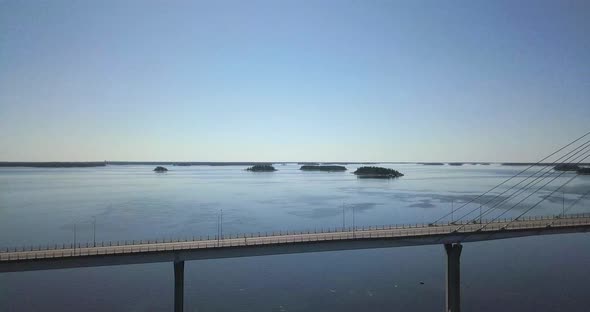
[459, 143, 590, 228]
[430, 131, 590, 228]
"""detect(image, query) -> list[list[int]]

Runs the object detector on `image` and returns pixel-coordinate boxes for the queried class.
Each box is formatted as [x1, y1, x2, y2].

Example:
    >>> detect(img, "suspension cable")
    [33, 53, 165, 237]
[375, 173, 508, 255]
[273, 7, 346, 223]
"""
[454, 141, 590, 224]
[430, 131, 590, 225]
[477, 152, 590, 231]
[501, 174, 579, 229]
[559, 188, 590, 216]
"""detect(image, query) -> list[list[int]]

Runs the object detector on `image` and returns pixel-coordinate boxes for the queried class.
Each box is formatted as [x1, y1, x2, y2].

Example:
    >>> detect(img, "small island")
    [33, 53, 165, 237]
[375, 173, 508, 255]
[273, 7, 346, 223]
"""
[353, 166, 404, 179]
[554, 164, 580, 172]
[297, 162, 319, 165]
[154, 166, 168, 172]
[577, 167, 590, 175]
[448, 163, 464, 166]
[300, 165, 347, 172]
[246, 164, 277, 172]
[419, 162, 444, 166]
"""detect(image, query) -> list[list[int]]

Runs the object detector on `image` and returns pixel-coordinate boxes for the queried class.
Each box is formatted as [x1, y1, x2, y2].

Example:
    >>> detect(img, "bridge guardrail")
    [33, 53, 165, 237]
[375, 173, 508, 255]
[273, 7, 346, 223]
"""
[2, 213, 590, 262]
[3, 212, 590, 254]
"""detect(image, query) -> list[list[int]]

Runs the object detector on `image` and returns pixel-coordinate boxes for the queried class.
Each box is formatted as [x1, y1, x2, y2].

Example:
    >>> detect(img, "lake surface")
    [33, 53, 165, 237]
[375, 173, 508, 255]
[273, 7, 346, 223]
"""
[1, 164, 589, 311]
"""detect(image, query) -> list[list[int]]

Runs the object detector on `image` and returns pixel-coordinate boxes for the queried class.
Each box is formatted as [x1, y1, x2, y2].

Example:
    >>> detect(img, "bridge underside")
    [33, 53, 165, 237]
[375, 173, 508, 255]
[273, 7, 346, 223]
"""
[2, 224, 589, 273]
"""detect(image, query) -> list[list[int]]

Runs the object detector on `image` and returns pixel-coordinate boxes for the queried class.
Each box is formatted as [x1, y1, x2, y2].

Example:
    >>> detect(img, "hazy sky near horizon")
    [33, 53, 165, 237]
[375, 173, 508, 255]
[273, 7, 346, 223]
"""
[1, 0, 589, 162]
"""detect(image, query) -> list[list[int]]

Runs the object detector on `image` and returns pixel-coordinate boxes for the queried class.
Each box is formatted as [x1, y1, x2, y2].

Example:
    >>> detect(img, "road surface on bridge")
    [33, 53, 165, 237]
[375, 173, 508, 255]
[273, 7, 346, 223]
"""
[2, 213, 589, 263]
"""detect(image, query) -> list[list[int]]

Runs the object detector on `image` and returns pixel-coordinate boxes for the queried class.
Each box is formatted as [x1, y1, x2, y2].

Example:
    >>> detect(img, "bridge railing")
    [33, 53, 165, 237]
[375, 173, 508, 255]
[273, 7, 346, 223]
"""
[1, 213, 590, 261]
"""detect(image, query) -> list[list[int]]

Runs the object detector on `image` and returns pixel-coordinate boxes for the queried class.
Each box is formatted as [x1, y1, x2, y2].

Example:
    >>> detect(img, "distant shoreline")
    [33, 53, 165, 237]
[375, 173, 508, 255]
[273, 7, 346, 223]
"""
[0, 161, 588, 168]
[0, 162, 107, 168]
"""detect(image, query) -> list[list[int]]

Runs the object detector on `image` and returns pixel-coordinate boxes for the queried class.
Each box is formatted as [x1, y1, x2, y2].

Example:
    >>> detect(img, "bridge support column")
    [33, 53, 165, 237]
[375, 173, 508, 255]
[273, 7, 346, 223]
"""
[445, 243, 462, 312]
[174, 260, 184, 312]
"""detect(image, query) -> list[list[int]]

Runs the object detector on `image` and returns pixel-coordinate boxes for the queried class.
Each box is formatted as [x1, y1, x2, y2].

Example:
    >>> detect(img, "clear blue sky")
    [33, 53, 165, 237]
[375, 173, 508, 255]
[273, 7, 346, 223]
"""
[1, 0, 589, 162]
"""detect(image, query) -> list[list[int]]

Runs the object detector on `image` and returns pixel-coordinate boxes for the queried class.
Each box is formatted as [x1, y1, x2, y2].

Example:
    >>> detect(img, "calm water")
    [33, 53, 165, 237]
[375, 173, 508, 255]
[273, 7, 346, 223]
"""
[1, 164, 589, 311]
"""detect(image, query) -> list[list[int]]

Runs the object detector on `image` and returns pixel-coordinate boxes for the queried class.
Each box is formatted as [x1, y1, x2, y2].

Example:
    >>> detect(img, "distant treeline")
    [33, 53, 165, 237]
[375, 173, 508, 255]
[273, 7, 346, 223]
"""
[4, 161, 586, 168]
[300, 165, 347, 172]
[502, 162, 590, 167]
[109, 161, 277, 166]
[0, 161, 375, 168]
[297, 162, 376, 165]
[418, 162, 491, 166]
[0, 162, 106, 168]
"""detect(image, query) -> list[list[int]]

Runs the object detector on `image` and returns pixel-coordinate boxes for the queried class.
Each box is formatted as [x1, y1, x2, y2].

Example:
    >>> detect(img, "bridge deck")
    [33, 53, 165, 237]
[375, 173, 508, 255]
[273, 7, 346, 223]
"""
[2, 213, 590, 273]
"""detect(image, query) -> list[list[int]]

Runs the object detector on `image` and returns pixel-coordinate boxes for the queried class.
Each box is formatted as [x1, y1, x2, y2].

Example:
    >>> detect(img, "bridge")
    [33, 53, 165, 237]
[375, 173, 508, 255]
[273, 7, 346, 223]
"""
[2, 213, 590, 312]
[2, 132, 590, 312]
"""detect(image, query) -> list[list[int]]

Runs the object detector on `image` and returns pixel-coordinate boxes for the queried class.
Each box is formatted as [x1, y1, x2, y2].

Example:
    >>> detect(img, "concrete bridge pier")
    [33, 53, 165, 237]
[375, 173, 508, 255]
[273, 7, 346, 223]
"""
[174, 260, 184, 312]
[445, 243, 462, 312]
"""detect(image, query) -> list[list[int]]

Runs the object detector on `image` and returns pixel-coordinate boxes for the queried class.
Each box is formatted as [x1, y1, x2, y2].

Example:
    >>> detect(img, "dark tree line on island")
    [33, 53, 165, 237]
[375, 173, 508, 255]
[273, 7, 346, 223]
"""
[300, 165, 347, 172]
[246, 164, 277, 172]
[553, 164, 590, 175]
[154, 166, 168, 172]
[149, 163, 587, 176]
[353, 166, 404, 178]
[243, 164, 406, 178]
[554, 164, 581, 171]
[0, 162, 403, 178]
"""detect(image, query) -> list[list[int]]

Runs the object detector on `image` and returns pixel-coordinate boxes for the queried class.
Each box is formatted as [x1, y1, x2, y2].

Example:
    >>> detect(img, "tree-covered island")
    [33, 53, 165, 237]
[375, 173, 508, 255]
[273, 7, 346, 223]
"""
[246, 164, 277, 172]
[154, 166, 168, 172]
[554, 164, 580, 171]
[353, 166, 404, 178]
[300, 165, 347, 172]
